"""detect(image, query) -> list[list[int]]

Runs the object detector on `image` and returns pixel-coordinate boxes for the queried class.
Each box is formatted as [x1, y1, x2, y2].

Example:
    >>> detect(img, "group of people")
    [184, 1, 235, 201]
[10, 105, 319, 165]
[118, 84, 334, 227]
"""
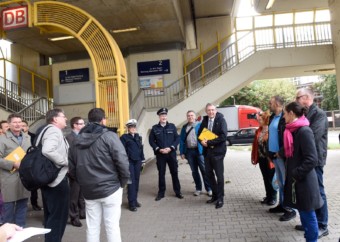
[149, 103, 228, 209]
[0, 108, 131, 242]
[252, 88, 328, 242]
[0, 87, 332, 242]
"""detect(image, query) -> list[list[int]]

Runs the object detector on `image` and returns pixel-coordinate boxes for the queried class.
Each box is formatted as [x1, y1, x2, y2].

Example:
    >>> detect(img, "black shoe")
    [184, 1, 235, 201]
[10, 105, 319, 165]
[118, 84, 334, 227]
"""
[32, 204, 42, 211]
[215, 200, 224, 209]
[79, 214, 86, 220]
[136, 202, 141, 207]
[71, 220, 82, 227]
[176, 193, 184, 199]
[318, 228, 329, 239]
[266, 199, 277, 206]
[129, 206, 137, 212]
[155, 195, 164, 201]
[260, 197, 269, 204]
[206, 197, 217, 204]
[295, 225, 304, 231]
[268, 204, 285, 213]
[279, 210, 296, 221]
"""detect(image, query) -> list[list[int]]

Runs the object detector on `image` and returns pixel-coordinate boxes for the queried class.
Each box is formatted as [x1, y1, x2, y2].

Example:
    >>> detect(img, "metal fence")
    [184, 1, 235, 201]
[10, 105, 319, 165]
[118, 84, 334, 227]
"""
[326, 110, 340, 128]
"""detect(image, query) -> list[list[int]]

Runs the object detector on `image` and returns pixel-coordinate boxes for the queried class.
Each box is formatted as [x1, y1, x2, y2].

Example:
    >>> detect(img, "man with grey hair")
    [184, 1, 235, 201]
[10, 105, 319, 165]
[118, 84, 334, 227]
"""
[180, 110, 212, 197]
[295, 88, 329, 238]
[39, 108, 69, 242]
[197, 103, 228, 209]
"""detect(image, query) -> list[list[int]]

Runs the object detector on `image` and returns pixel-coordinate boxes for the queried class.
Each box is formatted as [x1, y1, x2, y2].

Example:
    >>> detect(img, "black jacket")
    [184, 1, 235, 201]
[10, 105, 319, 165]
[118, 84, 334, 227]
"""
[306, 103, 328, 166]
[120, 133, 145, 162]
[268, 111, 286, 159]
[68, 123, 130, 200]
[283, 126, 323, 211]
[197, 112, 228, 157]
[149, 122, 180, 155]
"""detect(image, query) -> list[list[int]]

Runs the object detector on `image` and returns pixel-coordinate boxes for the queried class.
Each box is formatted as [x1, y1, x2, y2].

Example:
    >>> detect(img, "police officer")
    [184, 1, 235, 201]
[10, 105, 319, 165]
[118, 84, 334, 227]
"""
[120, 119, 145, 212]
[149, 108, 183, 201]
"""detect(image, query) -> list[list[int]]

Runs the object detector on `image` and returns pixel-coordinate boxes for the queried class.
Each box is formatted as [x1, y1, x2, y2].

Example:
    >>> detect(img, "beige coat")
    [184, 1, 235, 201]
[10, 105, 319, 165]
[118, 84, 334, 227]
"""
[39, 124, 69, 187]
[0, 131, 31, 202]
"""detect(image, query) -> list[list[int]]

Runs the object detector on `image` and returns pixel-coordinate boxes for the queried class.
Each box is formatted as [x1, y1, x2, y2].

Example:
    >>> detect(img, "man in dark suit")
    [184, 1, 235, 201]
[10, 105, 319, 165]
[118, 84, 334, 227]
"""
[66, 117, 86, 227]
[197, 103, 228, 209]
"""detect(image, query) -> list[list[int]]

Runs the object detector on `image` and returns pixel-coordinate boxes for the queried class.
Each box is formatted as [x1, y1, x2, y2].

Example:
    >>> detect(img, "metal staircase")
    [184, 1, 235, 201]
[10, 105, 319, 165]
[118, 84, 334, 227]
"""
[0, 71, 52, 124]
[130, 11, 332, 120]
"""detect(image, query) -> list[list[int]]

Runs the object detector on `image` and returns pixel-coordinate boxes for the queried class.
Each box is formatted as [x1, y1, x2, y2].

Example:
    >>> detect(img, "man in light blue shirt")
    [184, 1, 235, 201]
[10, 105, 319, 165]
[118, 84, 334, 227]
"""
[267, 96, 296, 222]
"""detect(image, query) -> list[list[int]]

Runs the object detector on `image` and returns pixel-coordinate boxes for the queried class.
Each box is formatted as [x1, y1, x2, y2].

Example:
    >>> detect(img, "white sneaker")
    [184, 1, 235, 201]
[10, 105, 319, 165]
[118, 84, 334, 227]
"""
[193, 190, 201, 196]
[207, 190, 213, 197]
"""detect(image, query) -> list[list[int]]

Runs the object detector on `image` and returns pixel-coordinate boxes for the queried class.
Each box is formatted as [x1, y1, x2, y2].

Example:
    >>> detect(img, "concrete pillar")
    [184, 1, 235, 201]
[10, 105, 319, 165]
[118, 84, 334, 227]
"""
[329, 0, 340, 109]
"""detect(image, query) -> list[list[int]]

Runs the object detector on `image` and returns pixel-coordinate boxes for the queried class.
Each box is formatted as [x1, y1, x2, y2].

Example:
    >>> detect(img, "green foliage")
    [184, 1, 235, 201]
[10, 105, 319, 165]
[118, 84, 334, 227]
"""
[220, 79, 296, 111]
[313, 75, 339, 111]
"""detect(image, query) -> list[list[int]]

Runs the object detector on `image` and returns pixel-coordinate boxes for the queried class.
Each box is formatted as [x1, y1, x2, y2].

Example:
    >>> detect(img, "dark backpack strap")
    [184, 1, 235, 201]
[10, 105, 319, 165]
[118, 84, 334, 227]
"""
[35, 126, 52, 147]
[184, 126, 194, 142]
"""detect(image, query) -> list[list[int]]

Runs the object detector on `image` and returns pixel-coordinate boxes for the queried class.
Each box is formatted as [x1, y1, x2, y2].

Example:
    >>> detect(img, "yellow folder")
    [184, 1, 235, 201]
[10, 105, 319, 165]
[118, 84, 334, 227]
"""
[5, 146, 26, 173]
[198, 128, 218, 141]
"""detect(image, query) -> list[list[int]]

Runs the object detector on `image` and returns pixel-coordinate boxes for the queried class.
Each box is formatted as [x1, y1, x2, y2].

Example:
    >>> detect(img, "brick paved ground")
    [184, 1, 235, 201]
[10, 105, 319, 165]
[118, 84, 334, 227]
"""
[25, 148, 340, 242]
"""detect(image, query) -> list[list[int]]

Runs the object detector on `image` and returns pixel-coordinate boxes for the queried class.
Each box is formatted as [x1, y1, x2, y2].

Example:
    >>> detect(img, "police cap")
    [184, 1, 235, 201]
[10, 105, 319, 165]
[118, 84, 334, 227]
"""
[126, 119, 137, 127]
[157, 108, 168, 115]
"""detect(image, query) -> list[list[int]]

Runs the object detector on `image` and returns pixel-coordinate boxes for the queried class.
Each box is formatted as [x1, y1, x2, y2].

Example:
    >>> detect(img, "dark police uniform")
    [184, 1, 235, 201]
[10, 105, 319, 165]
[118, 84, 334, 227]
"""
[149, 108, 182, 200]
[120, 131, 144, 210]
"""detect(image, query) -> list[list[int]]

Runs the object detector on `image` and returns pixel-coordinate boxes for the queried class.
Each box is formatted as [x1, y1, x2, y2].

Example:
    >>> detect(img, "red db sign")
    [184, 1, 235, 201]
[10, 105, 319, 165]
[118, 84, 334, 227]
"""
[1, 6, 28, 30]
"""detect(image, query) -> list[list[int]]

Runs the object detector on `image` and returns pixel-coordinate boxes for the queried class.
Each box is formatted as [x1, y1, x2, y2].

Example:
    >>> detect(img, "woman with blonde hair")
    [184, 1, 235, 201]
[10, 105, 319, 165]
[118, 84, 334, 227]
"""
[251, 111, 277, 205]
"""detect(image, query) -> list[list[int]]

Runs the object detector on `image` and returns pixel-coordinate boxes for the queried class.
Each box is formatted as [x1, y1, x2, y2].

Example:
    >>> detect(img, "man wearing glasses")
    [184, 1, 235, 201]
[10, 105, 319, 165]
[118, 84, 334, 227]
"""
[66, 117, 86, 227]
[295, 88, 329, 238]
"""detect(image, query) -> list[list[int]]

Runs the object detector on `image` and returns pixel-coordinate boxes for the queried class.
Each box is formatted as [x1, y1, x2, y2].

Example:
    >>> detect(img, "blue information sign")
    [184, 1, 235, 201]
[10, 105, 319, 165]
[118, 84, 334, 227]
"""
[59, 68, 89, 84]
[137, 59, 170, 76]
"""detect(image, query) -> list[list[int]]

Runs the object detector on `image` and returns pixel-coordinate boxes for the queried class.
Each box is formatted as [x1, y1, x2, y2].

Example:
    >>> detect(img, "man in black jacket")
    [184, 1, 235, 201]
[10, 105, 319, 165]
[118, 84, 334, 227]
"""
[197, 103, 228, 209]
[69, 108, 130, 242]
[295, 88, 329, 238]
[149, 108, 183, 201]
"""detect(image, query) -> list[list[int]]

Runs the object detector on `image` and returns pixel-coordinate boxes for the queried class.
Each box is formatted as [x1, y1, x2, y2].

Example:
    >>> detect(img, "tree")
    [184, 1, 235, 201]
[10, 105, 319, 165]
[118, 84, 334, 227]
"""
[220, 79, 296, 111]
[313, 75, 339, 110]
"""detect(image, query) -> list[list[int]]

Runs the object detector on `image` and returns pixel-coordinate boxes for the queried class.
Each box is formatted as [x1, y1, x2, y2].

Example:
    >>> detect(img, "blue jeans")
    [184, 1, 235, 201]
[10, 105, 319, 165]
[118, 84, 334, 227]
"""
[185, 148, 211, 192]
[299, 210, 318, 242]
[128, 161, 142, 207]
[314, 166, 328, 229]
[273, 157, 286, 206]
[3, 198, 28, 227]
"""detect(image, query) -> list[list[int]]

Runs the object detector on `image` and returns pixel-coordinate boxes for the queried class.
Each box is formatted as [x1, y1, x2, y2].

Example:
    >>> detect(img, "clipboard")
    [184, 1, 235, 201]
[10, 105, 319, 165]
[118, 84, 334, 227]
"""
[198, 128, 218, 141]
[5, 146, 26, 173]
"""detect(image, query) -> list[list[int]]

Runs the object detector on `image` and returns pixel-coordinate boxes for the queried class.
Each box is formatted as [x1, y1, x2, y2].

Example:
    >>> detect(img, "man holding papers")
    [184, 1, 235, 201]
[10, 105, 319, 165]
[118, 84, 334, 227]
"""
[0, 114, 31, 227]
[198, 103, 228, 209]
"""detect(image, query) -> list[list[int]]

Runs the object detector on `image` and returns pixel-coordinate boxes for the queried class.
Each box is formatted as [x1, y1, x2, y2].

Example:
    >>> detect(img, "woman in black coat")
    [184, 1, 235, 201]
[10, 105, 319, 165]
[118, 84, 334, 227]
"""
[283, 102, 323, 242]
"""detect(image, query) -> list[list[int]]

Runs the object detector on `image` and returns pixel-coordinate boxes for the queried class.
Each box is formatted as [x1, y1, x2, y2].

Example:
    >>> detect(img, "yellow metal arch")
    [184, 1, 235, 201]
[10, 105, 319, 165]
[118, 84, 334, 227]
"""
[33, 1, 129, 134]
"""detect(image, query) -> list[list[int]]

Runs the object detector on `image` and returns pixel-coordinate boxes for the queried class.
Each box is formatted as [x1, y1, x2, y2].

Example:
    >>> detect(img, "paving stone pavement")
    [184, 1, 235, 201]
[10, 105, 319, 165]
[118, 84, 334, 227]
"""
[25, 149, 340, 242]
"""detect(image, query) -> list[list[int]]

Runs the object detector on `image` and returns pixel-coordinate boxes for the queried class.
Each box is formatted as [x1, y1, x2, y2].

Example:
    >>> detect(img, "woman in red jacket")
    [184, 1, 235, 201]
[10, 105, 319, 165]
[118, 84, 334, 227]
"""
[251, 111, 277, 205]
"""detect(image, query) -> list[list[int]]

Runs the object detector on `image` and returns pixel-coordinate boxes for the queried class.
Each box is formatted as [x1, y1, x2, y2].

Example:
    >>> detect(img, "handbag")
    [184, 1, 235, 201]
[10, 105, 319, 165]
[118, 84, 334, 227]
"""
[19, 126, 62, 191]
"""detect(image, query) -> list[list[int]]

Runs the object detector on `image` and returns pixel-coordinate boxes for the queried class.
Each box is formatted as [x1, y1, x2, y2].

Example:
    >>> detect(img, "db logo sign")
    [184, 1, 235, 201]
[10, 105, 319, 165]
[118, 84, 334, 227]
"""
[1, 6, 28, 30]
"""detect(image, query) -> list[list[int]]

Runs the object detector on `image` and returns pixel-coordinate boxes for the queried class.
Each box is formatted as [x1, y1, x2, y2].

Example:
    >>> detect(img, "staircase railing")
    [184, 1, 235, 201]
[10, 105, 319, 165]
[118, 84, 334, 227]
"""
[18, 97, 52, 124]
[0, 77, 52, 123]
[130, 20, 332, 119]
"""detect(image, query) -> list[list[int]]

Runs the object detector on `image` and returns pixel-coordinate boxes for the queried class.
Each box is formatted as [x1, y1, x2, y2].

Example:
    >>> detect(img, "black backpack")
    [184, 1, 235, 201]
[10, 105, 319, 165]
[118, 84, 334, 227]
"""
[19, 126, 62, 191]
